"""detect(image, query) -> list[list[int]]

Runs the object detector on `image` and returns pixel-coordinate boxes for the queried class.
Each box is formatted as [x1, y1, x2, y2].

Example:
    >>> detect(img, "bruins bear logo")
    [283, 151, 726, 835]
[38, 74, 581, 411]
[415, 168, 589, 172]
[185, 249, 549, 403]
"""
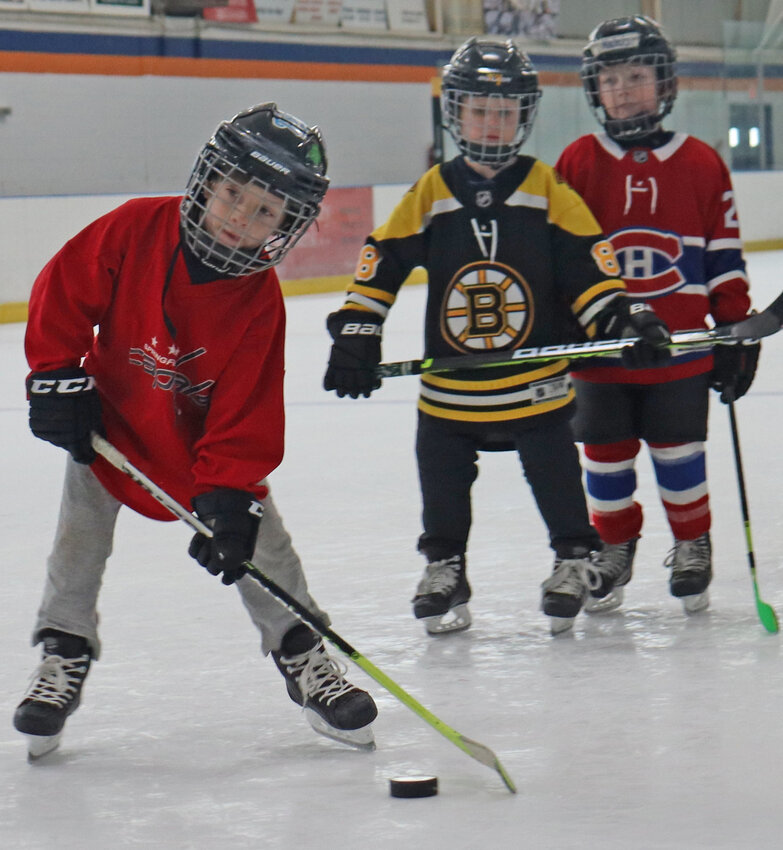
[441, 261, 533, 352]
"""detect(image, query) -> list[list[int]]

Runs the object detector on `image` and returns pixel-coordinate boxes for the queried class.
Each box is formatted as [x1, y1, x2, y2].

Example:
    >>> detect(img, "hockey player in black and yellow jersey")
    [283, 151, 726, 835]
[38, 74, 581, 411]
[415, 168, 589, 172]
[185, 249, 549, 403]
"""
[324, 38, 671, 636]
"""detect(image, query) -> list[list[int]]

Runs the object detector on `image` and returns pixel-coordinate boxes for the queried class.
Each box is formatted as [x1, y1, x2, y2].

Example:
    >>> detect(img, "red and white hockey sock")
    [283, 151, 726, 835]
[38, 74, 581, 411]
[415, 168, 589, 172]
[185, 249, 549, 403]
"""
[583, 439, 643, 544]
[648, 442, 710, 540]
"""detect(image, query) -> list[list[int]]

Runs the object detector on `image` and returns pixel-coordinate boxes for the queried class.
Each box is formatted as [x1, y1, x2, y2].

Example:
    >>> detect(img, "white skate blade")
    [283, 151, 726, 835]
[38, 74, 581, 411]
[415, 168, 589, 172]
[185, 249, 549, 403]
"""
[303, 708, 376, 751]
[423, 604, 472, 635]
[549, 616, 575, 635]
[585, 587, 625, 614]
[682, 591, 710, 614]
[25, 733, 62, 762]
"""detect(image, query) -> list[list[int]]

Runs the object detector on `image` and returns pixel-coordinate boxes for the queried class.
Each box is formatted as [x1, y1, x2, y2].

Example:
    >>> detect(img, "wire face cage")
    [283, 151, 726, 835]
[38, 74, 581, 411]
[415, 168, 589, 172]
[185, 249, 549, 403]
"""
[181, 151, 318, 277]
[582, 52, 677, 140]
[441, 89, 541, 167]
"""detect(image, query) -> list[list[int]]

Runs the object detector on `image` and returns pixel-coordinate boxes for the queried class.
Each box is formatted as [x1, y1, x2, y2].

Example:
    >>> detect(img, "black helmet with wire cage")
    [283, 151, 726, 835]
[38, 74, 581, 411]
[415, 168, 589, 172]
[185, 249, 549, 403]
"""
[581, 15, 677, 141]
[180, 103, 329, 277]
[441, 37, 542, 168]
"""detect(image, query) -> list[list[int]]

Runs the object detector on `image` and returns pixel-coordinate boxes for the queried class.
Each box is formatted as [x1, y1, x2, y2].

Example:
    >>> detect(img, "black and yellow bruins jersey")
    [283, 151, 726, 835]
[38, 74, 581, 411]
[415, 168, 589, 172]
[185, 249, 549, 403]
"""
[341, 155, 626, 430]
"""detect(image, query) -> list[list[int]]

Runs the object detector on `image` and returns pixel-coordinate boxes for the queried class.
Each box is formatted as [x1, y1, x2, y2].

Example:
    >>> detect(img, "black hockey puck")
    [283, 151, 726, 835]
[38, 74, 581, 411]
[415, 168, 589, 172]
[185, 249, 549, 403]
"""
[389, 776, 438, 798]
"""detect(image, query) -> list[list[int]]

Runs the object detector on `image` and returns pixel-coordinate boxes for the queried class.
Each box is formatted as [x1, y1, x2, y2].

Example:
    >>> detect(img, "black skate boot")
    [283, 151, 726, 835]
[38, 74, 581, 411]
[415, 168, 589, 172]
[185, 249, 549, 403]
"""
[584, 538, 638, 614]
[14, 629, 92, 761]
[665, 532, 712, 613]
[541, 551, 599, 635]
[272, 624, 377, 750]
[411, 555, 471, 635]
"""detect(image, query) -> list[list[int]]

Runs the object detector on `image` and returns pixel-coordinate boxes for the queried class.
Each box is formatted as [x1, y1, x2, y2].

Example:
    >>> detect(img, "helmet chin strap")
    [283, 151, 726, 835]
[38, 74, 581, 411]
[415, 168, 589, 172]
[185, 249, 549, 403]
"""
[605, 106, 663, 141]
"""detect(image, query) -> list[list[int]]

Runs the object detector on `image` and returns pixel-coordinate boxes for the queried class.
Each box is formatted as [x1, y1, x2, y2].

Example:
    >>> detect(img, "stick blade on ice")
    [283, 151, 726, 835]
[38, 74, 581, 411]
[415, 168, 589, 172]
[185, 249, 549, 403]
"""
[457, 735, 517, 794]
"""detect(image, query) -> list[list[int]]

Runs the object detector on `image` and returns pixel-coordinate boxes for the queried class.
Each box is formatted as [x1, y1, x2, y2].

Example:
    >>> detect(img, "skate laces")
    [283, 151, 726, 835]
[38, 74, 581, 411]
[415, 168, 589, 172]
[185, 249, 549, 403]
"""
[23, 654, 89, 708]
[543, 556, 601, 594]
[298, 647, 355, 706]
[417, 557, 462, 595]
[664, 533, 711, 574]
[278, 645, 355, 707]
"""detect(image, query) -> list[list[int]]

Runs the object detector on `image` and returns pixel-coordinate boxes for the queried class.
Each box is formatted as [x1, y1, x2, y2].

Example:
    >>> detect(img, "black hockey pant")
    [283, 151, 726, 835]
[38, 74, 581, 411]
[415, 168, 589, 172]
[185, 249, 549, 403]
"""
[415, 415, 599, 562]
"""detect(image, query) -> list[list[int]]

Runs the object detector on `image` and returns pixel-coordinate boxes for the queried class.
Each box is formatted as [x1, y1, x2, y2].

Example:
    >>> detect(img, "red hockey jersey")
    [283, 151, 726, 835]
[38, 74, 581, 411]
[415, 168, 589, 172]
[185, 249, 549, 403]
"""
[25, 196, 286, 520]
[556, 132, 751, 384]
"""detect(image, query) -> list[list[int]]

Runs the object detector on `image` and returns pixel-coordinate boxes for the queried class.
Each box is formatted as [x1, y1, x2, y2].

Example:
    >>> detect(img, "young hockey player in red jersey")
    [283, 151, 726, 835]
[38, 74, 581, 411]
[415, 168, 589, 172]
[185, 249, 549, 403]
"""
[322, 38, 671, 636]
[556, 16, 760, 615]
[15, 103, 377, 760]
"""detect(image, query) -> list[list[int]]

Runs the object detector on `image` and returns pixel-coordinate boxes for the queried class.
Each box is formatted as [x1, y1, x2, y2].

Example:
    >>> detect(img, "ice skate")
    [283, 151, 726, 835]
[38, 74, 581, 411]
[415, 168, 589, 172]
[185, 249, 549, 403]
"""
[584, 538, 638, 614]
[541, 553, 599, 634]
[14, 630, 92, 762]
[411, 555, 472, 635]
[665, 532, 712, 614]
[273, 625, 377, 750]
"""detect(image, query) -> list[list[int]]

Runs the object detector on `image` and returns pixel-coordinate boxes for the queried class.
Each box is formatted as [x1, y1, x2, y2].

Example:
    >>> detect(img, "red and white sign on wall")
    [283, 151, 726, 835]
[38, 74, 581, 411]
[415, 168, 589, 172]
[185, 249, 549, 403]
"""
[202, 0, 257, 22]
[276, 186, 373, 282]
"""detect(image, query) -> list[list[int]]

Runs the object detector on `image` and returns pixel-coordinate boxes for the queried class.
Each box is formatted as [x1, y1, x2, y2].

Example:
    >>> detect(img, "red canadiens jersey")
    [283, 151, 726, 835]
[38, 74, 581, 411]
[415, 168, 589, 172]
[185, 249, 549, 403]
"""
[25, 196, 286, 520]
[556, 132, 751, 384]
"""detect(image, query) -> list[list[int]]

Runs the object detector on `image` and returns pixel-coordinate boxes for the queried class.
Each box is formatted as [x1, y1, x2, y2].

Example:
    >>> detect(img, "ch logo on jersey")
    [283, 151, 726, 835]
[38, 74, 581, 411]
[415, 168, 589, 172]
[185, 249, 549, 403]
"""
[441, 261, 533, 352]
[609, 228, 686, 298]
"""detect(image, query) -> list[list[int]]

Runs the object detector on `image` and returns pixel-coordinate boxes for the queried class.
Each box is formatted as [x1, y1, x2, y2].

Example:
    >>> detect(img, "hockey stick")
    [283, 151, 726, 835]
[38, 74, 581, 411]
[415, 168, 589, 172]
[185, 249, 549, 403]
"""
[726, 400, 779, 634]
[90, 434, 517, 794]
[376, 297, 783, 378]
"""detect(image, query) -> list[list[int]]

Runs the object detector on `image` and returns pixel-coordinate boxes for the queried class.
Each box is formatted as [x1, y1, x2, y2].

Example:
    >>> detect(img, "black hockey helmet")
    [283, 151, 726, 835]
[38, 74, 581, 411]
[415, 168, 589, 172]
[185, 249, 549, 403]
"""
[441, 37, 542, 167]
[581, 16, 677, 141]
[181, 103, 329, 277]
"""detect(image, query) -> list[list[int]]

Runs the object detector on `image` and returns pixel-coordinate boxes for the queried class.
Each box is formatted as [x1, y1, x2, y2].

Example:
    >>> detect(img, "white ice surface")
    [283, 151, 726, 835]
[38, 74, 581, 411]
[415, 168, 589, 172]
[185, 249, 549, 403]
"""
[2, 254, 783, 849]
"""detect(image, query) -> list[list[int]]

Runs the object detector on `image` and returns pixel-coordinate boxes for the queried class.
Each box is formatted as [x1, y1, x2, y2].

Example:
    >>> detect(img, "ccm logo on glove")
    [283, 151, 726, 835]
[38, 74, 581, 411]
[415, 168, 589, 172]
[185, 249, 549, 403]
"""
[26, 367, 103, 464]
[28, 375, 96, 394]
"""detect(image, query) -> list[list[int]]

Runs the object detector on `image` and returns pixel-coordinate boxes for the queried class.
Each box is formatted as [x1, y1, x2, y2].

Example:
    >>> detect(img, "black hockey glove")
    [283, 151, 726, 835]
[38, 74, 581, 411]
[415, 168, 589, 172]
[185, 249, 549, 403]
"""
[710, 341, 760, 403]
[26, 367, 103, 464]
[189, 489, 263, 586]
[598, 298, 672, 370]
[324, 309, 383, 399]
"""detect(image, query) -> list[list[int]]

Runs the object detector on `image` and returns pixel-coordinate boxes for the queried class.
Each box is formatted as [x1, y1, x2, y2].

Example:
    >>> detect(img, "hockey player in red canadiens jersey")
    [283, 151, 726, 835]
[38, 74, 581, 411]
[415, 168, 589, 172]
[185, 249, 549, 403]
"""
[556, 16, 760, 615]
[324, 38, 671, 637]
[15, 104, 377, 760]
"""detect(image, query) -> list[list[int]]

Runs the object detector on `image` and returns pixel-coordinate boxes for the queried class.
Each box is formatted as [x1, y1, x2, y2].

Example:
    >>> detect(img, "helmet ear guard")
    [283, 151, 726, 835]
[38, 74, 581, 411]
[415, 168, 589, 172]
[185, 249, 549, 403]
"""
[581, 15, 677, 141]
[180, 103, 329, 277]
[440, 37, 542, 168]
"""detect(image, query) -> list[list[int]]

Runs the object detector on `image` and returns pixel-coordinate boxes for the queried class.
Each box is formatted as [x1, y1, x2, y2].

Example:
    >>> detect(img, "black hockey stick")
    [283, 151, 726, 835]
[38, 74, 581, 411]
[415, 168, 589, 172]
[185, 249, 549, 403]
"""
[376, 296, 783, 378]
[726, 399, 779, 634]
[90, 434, 517, 794]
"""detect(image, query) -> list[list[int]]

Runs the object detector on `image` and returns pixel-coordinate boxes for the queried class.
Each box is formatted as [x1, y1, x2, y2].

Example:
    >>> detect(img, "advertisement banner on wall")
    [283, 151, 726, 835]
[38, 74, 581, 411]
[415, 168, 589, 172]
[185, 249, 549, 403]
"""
[482, 0, 560, 40]
[293, 0, 341, 25]
[28, 0, 90, 12]
[340, 0, 386, 29]
[90, 0, 150, 14]
[203, 0, 257, 22]
[386, 0, 428, 32]
[254, 0, 294, 23]
[275, 186, 373, 282]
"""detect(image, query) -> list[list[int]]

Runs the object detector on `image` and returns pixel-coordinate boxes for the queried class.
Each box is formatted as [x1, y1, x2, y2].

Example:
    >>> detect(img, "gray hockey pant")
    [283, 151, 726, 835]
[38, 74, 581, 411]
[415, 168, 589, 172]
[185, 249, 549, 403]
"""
[32, 457, 330, 660]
